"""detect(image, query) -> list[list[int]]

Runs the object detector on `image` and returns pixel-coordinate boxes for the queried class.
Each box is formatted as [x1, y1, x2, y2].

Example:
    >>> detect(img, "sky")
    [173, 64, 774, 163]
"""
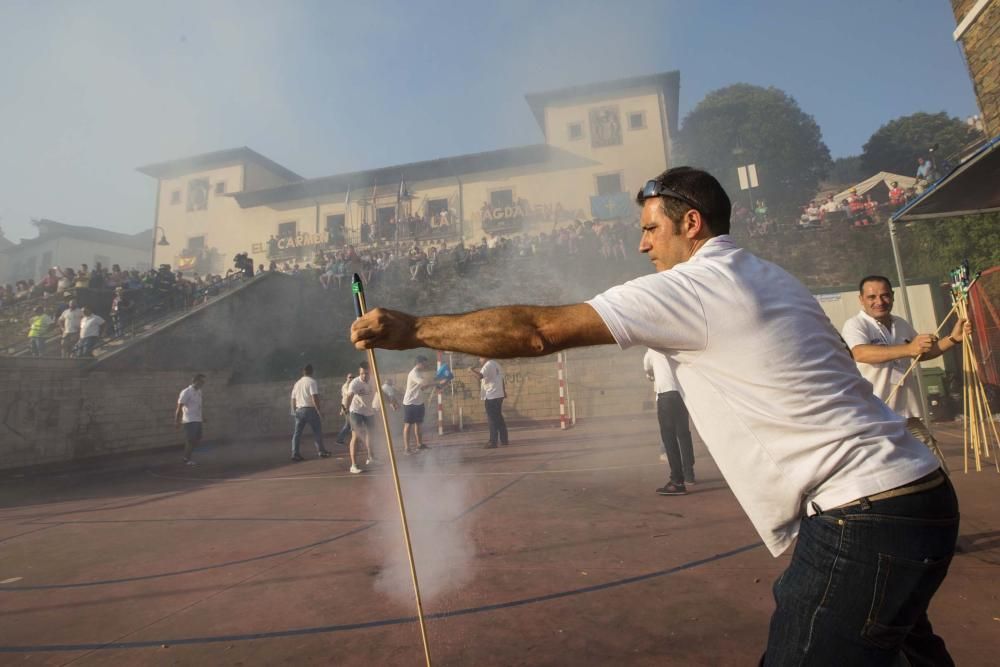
[0, 0, 979, 243]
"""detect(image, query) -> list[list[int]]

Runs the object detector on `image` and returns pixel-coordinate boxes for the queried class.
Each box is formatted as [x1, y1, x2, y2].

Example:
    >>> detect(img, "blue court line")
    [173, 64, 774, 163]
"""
[0, 541, 763, 653]
[0, 523, 375, 591]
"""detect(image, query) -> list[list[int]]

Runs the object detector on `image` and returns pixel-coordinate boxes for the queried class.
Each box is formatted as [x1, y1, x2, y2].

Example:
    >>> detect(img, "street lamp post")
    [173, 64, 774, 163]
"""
[150, 225, 169, 268]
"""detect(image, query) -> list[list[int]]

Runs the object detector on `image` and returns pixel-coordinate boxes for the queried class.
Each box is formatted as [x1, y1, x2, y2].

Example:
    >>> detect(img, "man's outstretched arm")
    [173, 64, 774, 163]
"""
[351, 303, 615, 358]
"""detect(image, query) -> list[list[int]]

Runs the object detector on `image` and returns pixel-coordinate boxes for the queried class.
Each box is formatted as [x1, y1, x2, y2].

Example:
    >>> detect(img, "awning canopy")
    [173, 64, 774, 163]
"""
[832, 171, 915, 204]
[892, 135, 1000, 222]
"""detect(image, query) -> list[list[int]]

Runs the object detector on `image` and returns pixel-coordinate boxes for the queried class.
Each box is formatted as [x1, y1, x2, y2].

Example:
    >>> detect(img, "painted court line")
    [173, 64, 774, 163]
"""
[0, 542, 763, 653]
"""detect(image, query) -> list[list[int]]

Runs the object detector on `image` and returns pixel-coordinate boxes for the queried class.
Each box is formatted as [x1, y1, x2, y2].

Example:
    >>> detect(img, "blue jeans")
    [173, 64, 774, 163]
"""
[336, 414, 352, 443]
[78, 336, 98, 357]
[30, 337, 46, 357]
[291, 407, 325, 456]
[763, 472, 958, 666]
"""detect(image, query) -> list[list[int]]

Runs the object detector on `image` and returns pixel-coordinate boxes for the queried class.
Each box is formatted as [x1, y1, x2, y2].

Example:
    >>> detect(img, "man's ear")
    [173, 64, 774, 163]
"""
[684, 208, 705, 238]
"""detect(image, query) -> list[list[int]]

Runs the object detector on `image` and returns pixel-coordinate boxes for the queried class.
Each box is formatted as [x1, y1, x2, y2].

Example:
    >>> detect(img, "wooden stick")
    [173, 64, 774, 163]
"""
[352, 274, 433, 667]
[885, 301, 960, 406]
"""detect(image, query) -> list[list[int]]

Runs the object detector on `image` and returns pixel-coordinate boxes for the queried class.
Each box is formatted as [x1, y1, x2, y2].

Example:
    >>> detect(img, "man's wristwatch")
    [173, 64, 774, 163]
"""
[948, 335, 960, 345]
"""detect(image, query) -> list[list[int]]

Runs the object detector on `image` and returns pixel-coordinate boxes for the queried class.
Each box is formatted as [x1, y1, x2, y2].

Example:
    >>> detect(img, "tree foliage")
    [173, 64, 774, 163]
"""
[677, 84, 832, 217]
[860, 112, 981, 176]
[827, 155, 864, 187]
[897, 212, 1000, 282]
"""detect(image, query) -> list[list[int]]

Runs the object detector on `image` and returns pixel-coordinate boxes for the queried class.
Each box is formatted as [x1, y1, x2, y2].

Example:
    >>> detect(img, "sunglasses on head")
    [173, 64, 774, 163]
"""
[638, 180, 704, 213]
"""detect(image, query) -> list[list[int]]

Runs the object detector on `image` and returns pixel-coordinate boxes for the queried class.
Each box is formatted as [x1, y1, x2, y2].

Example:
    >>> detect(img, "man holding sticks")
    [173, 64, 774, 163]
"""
[842, 275, 971, 467]
[351, 166, 959, 665]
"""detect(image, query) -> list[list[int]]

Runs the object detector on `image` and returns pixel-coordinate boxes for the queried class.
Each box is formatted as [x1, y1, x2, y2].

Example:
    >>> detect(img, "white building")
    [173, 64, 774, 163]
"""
[0, 219, 153, 284]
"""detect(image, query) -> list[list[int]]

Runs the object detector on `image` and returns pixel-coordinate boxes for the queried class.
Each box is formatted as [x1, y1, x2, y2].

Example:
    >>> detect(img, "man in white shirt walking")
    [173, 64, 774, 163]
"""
[290, 364, 332, 462]
[175, 374, 206, 465]
[350, 166, 958, 665]
[402, 354, 443, 454]
[345, 361, 377, 473]
[644, 349, 695, 495]
[471, 357, 507, 448]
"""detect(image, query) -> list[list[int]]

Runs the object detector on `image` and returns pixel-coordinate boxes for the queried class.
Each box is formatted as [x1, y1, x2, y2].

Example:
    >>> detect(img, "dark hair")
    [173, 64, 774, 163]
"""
[416, 354, 428, 364]
[858, 275, 893, 294]
[636, 166, 732, 235]
[302, 364, 314, 376]
[358, 361, 369, 371]
[192, 373, 206, 383]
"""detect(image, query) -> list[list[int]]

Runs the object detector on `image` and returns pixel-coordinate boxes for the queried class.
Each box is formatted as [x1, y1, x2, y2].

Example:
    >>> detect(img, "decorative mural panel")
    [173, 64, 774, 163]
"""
[589, 106, 622, 148]
[186, 178, 210, 212]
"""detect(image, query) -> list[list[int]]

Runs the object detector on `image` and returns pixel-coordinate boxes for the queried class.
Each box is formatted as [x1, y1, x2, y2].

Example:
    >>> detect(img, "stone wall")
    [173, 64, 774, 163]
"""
[0, 347, 654, 470]
[952, 0, 1000, 134]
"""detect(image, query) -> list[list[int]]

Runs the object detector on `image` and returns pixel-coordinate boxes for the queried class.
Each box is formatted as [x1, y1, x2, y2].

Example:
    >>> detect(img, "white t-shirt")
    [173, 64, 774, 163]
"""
[643, 348, 680, 394]
[341, 380, 353, 405]
[79, 314, 105, 339]
[841, 311, 922, 418]
[587, 235, 938, 556]
[403, 367, 431, 406]
[59, 308, 83, 336]
[479, 360, 505, 400]
[348, 376, 376, 416]
[291, 376, 320, 409]
[177, 385, 203, 423]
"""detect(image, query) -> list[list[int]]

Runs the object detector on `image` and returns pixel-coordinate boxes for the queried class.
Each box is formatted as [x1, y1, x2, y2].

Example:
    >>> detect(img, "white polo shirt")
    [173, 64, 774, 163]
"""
[348, 376, 376, 416]
[58, 308, 83, 337]
[403, 367, 430, 406]
[479, 360, 505, 400]
[291, 376, 320, 409]
[643, 348, 680, 394]
[79, 314, 105, 339]
[177, 385, 203, 423]
[841, 311, 922, 418]
[587, 235, 938, 556]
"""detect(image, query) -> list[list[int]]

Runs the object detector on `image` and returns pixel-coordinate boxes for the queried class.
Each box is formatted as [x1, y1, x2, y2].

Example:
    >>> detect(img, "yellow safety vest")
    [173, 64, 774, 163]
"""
[29, 315, 50, 337]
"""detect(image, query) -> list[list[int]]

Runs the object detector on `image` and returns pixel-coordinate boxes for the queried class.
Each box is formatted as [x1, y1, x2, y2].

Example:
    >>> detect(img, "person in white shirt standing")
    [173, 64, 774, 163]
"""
[335, 372, 354, 444]
[402, 354, 443, 454]
[643, 348, 695, 495]
[471, 357, 507, 448]
[345, 361, 378, 473]
[290, 364, 332, 462]
[57, 300, 83, 358]
[842, 276, 970, 467]
[77, 307, 105, 357]
[350, 166, 958, 666]
[175, 374, 206, 465]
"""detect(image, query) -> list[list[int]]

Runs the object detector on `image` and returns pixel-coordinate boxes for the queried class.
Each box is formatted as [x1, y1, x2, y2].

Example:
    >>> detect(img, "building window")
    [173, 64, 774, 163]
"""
[568, 122, 583, 140]
[490, 189, 514, 209]
[427, 198, 449, 217]
[214, 181, 227, 195]
[627, 111, 646, 130]
[170, 190, 181, 205]
[188, 235, 206, 251]
[325, 214, 345, 233]
[277, 221, 297, 238]
[596, 173, 623, 196]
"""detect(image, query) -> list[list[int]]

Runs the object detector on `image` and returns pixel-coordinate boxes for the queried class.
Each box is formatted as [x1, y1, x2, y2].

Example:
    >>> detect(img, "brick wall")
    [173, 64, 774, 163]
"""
[952, 0, 1000, 135]
[0, 347, 656, 470]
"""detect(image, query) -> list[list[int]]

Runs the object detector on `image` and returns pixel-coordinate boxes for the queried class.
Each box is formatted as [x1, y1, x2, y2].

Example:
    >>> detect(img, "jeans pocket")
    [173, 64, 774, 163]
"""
[861, 552, 951, 650]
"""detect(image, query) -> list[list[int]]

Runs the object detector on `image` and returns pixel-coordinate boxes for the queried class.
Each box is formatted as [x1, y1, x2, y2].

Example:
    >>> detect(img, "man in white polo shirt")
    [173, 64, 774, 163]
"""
[289, 364, 332, 462]
[349, 166, 957, 666]
[841, 275, 969, 467]
[402, 355, 442, 454]
[643, 348, 695, 494]
[175, 374, 206, 465]
[471, 356, 507, 448]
